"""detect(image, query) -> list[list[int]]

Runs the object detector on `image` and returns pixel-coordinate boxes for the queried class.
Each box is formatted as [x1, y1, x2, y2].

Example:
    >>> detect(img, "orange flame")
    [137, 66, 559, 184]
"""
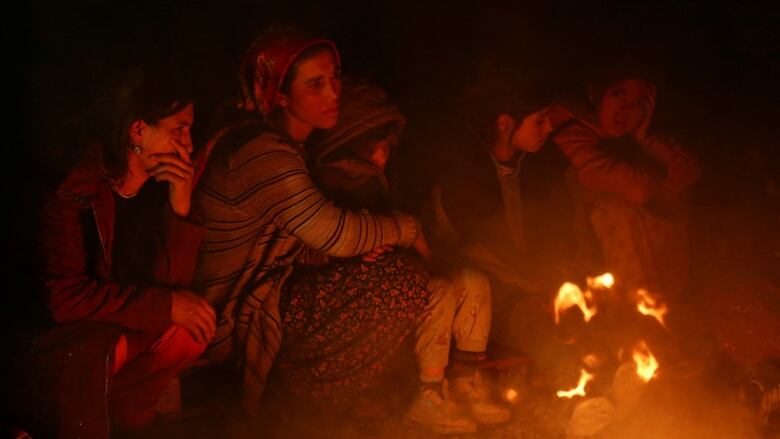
[586, 272, 615, 290]
[554, 282, 597, 324]
[632, 340, 659, 382]
[504, 388, 519, 404]
[635, 289, 668, 328]
[556, 369, 594, 399]
[582, 353, 601, 369]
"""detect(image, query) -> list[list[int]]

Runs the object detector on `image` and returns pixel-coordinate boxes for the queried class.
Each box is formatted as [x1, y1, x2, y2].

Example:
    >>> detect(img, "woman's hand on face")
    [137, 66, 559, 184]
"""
[149, 150, 195, 217]
[633, 85, 656, 144]
[171, 290, 216, 344]
[362, 245, 394, 262]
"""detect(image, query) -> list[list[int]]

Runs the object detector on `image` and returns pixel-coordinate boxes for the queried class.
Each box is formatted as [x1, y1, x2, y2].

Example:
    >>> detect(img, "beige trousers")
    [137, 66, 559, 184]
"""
[415, 268, 492, 369]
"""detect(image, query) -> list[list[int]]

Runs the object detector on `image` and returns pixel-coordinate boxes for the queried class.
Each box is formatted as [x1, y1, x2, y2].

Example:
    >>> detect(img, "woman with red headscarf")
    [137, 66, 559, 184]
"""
[192, 26, 430, 414]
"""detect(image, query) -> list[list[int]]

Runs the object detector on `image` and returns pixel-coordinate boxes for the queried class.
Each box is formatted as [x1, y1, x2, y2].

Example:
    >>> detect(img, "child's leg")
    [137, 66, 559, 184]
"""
[448, 268, 510, 425]
[415, 276, 460, 383]
[409, 276, 478, 433]
[450, 268, 491, 363]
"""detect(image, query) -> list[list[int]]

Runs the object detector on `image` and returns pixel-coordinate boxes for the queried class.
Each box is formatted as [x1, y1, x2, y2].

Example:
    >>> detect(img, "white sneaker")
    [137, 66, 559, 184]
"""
[451, 371, 511, 424]
[406, 379, 478, 434]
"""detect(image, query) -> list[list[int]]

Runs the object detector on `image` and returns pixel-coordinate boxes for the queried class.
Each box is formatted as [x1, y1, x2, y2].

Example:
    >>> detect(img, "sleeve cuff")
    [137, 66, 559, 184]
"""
[393, 213, 419, 248]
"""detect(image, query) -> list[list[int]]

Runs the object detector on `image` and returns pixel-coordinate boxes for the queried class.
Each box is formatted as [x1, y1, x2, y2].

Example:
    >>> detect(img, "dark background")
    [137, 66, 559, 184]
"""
[13, 0, 780, 319]
[24, 0, 778, 167]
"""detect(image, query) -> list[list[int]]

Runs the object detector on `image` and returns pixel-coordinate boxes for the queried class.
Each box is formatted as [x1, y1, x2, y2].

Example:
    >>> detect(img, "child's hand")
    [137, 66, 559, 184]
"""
[362, 245, 395, 262]
[412, 228, 432, 260]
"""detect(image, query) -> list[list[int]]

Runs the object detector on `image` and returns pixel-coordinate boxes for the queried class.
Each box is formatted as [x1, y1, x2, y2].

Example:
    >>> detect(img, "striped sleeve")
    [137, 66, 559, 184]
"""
[233, 138, 418, 256]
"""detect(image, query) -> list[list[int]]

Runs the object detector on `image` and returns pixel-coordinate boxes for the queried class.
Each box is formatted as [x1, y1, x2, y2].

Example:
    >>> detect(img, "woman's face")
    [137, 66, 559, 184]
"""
[511, 107, 553, 153]
[138, 103, 194, 156]
[280, 50, 341, 130]
[596, 79, 650, 138]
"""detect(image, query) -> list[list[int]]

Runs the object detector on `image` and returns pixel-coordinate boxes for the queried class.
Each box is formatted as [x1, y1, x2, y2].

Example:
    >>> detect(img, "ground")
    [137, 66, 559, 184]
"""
[126, 162, 780, 439]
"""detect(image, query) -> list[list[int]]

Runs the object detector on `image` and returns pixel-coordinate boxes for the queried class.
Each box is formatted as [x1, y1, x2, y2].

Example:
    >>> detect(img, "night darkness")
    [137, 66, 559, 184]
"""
[20, 1, 780, 216]
[11, 0, 780, 437]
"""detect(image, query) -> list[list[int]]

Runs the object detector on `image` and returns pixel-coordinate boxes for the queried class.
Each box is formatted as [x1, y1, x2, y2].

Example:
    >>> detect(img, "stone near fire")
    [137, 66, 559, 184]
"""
[612, 360, 645, 417]
[566, 397, 616, 438]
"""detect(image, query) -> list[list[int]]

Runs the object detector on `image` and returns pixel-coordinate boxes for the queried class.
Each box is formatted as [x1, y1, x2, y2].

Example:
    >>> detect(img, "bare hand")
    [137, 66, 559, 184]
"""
[633, 85, 656, 144]
[149, 151, 195, 217]
[362, 245, 394, 262]
[412, 228, 432, 260]
[171, 290, 216, 344]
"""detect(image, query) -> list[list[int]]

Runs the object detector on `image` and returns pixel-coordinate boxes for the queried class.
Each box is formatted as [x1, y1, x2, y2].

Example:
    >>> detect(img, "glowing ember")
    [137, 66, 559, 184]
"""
[554, 282, 597, 324]
[632, 340, 659, 382]
[505, 388, 519, 403]
[635, 289, 669, 328]
[586, 272, 615, 290]
[557, 369, 594, 399]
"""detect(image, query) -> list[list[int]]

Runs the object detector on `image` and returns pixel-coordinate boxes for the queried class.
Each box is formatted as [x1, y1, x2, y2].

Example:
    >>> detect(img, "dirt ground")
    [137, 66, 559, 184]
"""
[128, 196, 780, 439]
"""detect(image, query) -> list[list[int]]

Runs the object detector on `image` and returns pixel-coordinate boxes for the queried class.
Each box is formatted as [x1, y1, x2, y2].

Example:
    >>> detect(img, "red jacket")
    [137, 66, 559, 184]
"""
[37, 145, 207, 333]
[13, 145, 210, 438]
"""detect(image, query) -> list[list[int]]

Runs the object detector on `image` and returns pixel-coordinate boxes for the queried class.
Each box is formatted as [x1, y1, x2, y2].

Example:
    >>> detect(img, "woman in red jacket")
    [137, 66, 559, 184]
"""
[16, 66, 215, 439]
[551, 61, 700, 299]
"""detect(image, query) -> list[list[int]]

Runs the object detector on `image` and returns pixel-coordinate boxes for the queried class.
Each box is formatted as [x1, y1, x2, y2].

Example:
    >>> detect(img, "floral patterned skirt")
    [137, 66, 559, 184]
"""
[274, 252, 430, 403]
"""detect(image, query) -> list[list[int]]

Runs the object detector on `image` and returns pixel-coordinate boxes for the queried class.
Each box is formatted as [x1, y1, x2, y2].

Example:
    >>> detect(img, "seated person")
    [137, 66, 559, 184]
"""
[273, 81, 431, 409]
[425, 63, 563, 382]
[284, 81, 510, 434]
[13, 66, 214, 438]
[550, 59, 700, 298]
[191, 26, 430, 415]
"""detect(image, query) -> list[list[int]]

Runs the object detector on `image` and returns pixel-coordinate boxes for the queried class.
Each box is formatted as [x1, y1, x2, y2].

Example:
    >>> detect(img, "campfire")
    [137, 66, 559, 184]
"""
[549, 273, 670, 436]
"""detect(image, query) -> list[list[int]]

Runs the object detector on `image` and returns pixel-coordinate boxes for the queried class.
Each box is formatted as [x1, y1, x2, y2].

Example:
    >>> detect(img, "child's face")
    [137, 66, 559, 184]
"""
[369, 133, 396, 172]
[510, 107, 553, 153]
[596, 78, 650, 138]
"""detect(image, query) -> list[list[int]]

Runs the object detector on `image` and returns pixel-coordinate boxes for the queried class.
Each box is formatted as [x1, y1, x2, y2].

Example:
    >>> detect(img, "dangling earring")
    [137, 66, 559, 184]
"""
[131, 141, 144, 155]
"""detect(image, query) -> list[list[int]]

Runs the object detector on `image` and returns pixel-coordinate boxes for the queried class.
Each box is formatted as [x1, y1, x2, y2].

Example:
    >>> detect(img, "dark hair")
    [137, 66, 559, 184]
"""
[464, 63, 553, 144]
[90, 65, 193, 179]
[279, 43, 339, 94]
[587, 56, 660, 106]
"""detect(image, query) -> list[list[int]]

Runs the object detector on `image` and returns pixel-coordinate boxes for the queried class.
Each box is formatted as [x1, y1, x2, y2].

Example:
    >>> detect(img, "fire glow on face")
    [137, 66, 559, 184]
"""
[556, 368, 595, 399]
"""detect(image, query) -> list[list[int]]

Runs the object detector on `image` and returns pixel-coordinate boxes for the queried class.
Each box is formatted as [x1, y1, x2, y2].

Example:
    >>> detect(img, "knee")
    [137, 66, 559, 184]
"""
[456, 268, 491, 306]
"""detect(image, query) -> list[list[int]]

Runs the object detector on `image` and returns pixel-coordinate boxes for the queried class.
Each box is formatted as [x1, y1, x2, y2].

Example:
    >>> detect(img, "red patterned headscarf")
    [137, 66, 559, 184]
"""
[239, 27, 340, 118]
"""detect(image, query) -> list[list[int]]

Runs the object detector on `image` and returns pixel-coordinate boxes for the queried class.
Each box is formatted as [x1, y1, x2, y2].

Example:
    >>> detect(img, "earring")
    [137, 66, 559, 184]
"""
[131, 141, 144, 155]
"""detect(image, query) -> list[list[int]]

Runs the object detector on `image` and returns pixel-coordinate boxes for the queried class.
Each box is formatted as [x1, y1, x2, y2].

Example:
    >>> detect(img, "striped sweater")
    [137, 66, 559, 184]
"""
[192, 124, 418, 411]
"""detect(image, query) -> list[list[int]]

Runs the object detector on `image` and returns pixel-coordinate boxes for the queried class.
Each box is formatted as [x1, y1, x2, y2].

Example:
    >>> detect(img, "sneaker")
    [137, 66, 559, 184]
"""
[451, 371, 511, 424]
[406, 379, 477, 434]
